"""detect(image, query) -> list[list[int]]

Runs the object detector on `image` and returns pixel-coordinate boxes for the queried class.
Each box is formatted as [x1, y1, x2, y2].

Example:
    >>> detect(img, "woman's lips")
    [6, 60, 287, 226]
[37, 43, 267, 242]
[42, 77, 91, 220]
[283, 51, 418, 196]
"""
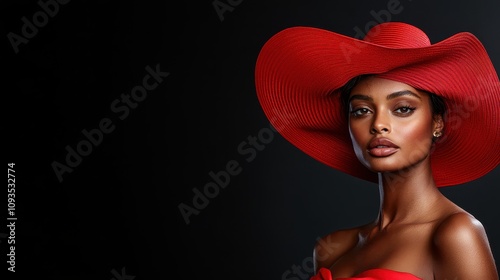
[368, 147, 399, 157]
[367, 137, 400, 157]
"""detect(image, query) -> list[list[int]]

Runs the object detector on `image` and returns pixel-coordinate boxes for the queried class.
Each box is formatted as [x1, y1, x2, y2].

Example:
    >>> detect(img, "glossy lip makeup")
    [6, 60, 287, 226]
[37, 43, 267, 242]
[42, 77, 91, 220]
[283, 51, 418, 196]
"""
[367, 137, 400, 157]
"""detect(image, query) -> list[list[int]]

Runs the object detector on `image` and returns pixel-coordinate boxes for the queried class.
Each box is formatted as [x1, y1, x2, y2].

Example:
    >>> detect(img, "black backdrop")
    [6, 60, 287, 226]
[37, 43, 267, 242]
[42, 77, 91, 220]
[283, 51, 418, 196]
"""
[5, 0, 500, 279]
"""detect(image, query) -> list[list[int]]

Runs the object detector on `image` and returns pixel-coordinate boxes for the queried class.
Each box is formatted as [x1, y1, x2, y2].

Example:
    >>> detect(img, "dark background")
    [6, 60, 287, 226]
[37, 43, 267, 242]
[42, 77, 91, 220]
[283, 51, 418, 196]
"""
[4, 0, 499, 279]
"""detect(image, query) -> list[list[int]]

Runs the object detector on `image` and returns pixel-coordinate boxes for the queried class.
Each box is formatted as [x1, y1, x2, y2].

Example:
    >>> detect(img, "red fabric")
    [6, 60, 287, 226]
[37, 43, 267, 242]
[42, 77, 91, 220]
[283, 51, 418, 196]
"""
[311, 267, 422, 280]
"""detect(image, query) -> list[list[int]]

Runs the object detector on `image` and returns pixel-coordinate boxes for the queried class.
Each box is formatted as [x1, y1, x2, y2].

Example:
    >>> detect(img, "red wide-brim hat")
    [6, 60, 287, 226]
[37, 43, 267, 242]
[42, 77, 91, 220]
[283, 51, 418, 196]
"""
[255, 22, 500, 187]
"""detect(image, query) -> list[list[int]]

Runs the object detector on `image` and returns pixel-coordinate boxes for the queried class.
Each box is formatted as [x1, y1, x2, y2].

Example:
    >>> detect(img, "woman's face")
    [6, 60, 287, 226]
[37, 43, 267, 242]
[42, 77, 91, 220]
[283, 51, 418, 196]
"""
[348, 76, 441, 173]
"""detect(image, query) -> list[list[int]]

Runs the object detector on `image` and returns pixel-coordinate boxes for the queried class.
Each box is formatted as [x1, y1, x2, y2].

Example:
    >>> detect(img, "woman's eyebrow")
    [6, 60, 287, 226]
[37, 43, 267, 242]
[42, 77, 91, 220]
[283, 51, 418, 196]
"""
[387, 90, 421, 100]
[348, 94, 372, 103]
[348, 90, 421, 103]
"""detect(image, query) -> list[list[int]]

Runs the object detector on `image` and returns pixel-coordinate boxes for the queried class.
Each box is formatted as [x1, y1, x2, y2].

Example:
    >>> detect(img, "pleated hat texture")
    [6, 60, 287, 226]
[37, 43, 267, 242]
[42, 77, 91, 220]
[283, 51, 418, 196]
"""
[255, 22, 499, 187]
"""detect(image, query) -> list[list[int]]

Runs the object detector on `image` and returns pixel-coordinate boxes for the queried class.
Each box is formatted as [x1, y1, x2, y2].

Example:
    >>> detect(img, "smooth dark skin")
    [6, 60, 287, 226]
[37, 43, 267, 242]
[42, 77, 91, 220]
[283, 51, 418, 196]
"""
[313, 77, 498, 279]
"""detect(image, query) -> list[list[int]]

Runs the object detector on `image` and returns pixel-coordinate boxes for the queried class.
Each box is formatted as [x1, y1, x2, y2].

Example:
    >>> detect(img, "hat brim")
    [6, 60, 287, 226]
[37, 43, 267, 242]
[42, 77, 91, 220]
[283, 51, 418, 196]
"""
[255, 26, 500, 187]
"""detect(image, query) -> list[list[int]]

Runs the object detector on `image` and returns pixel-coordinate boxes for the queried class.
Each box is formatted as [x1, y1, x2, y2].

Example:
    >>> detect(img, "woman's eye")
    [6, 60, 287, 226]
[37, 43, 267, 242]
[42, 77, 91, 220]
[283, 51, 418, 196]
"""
[351, 108, 370, 116]
[394, 106, 416, 114]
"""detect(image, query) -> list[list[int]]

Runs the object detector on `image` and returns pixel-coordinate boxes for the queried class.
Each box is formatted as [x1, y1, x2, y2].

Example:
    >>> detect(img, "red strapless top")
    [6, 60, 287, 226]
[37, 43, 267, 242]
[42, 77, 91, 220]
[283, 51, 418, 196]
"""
[311, 267, 422, 280]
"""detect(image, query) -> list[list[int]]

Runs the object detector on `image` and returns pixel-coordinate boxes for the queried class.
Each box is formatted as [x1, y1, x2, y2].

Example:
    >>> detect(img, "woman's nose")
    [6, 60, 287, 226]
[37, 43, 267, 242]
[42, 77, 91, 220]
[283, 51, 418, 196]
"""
[370, 112, 391, 134]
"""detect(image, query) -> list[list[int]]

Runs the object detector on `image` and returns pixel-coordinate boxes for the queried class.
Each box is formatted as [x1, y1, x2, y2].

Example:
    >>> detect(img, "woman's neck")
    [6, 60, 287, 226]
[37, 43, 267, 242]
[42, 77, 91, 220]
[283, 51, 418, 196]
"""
[375, 159, 443, 230]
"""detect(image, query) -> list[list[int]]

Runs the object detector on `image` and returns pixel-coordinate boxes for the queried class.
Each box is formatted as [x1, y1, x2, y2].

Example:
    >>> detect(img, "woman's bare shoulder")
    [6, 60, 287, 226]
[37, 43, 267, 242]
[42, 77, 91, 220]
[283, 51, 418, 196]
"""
[313, 223, 369, 272]
[432, 211, 498, 278]
[433, 211, 488, 246]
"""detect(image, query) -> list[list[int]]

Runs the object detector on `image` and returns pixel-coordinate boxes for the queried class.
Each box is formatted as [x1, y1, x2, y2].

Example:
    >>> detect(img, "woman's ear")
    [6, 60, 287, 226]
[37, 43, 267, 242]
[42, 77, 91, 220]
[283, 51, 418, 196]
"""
[433, 114, 444, 134]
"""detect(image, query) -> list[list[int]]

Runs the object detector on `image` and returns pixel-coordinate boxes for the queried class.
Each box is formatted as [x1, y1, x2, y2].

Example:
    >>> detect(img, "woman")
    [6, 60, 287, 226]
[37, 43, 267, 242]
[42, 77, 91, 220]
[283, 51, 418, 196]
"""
[254, 22, 499, 279]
